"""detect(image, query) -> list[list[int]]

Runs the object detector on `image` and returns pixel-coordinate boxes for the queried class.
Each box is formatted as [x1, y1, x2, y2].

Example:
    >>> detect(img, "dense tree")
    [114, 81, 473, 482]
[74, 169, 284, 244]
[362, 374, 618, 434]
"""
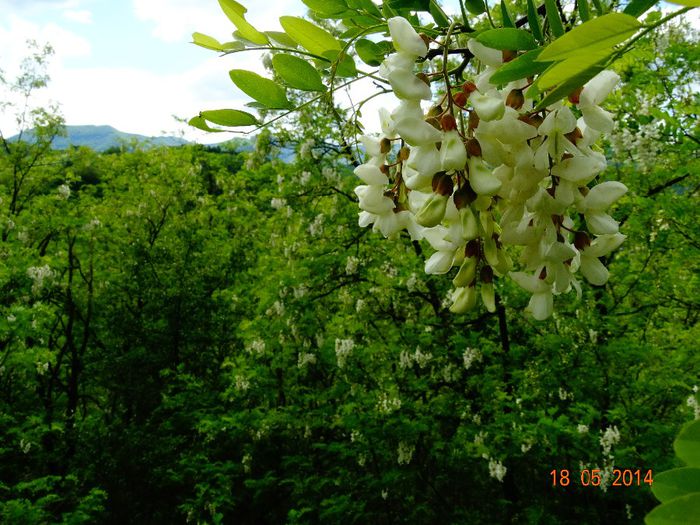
[0, 2, 698, 524]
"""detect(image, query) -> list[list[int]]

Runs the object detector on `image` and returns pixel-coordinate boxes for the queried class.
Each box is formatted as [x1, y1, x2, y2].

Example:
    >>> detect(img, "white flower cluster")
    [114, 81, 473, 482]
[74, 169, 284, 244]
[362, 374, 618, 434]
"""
[688, 386, 700, 420]
[599, 425, 620, 456]
[353, 16, 627, 319]
[488, 457, 507, 482]
[335, 337, 355, 368]
[27, 265, 54, 295]
[397, 441, 415, 465]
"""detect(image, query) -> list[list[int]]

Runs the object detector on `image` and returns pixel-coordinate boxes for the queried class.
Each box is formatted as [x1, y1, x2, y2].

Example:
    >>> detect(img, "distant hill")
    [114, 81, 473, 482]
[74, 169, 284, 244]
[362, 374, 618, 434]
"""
[10, 125, 189, 151]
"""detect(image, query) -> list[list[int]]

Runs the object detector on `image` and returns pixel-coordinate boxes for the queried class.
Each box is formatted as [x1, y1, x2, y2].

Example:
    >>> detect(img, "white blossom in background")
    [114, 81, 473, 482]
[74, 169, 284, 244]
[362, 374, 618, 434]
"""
[270, 197, 286, 210]
[20, 439, 32, 454]
[577, 424, 589, 434]
[345, 256, 359, 275]
[234, 375, 250, 391]
[397, 441, 415, 465]
[246, 339, 266, 355]
[413, 346, 432, 368]
[27, 265, 54, 294]
[308, 213, 325, 237]
[463, 347, 482, 370]
[687, 387, 700, 420]
[488, 458, 507, 482]
[351, 16, 627, 320]
[335, 338, 355, 368]
[600, 425, 620, 456]
[297, 352, 317, 369]
[242, 453, 252, 474]
[376, 392, 401, 414]
[57, 184, 71, 199]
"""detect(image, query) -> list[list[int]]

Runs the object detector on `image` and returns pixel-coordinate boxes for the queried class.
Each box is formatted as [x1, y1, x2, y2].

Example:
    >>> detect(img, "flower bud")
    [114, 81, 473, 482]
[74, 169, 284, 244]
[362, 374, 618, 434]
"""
[483, 236, 499, 267]
[462, 81, 477, 95]
[387, 16, 428, 57]
[453, 91, 467, 108]
[399, 146, 411, 161]
[565, 127, 583, 145]
[470, 92, 505, 122]
[441, 114, 457, 131]
[466, 138, 482, 157]
[505, 89, 525, 110]
[435, 173, 454, 196]
[416, 72, 431, 86]
[468, 110, 480, 131]
[415, 193, 449, 227]
[481, 282, 496, 312]
[502, 49, 517, 63]
[440, 130, 467, 171]
[460, 207, 480, 240]
[568, 87, 583, 105]
[453, 182, 477, 209]
[453, 256, 477, 287]
[449, 285, 477, 313]
[380, 137, 392, 154]
[574, 231, 591, 250]
[468, 157, 502, 195]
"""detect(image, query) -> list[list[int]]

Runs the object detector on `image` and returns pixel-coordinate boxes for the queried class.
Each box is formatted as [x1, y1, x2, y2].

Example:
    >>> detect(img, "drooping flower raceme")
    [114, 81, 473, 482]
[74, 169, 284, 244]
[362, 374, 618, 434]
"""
[353, 16, 627, 320]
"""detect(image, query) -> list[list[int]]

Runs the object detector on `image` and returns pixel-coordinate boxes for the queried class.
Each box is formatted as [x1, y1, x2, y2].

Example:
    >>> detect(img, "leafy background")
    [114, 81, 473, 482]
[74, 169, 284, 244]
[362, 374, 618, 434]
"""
[0, 5, 698, 525]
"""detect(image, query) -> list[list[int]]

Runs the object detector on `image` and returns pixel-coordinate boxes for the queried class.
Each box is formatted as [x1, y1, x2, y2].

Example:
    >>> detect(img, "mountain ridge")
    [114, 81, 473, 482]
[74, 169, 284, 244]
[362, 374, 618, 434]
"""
[10, 124, 189, 151]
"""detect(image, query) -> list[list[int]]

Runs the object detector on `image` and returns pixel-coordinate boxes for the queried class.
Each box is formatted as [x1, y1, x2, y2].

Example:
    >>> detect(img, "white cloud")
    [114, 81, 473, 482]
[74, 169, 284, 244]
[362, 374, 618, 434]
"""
[131, 0, 307, 43]
[64, 9, 92, 24]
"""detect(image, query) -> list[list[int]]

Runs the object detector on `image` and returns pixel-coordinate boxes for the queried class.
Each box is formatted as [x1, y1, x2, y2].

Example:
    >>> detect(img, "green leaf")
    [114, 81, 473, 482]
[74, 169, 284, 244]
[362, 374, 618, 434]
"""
[464, 0, 486, 15]
[347, 0, 383, 16]
[476, 28, 537, 50]
[538, 13, 641, 62]
[489, 48, 551, 85]
[385, 0, 431, 11]
[666, 0, 700, 6]
[531, 62, 605, 110]
[228, 70, 292, 109]
[500, 1, 515, 27]
[623, 0, 658, 16]
[192, 32, 226, 51]
[323, 51, 358, 77]
[544, 0, 565, 38]
[188, 116, 227, 132]
[526, 0, 543, 43]
[675, 420, 700, 467]
[280, 16, 341, 56]
[302, 0, 349, 16]
[265, 31, 298, 48]
[342, 15, 384, 33]
[272, 54, 326, 91]
[645, 493, 700, 525]
[355, 39, 385, 66]
[429, 0, 451, 27]
[652, 468, 700, 503]
[578, 0, 591, 21]
[200, 109, 258, 127]
[536, 48, 609, 90]
[218, 0, 269, 45]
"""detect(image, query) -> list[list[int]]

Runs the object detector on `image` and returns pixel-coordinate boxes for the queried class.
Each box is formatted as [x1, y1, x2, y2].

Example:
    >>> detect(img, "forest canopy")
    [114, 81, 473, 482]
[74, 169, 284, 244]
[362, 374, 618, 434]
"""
[0, 0, 699, 523]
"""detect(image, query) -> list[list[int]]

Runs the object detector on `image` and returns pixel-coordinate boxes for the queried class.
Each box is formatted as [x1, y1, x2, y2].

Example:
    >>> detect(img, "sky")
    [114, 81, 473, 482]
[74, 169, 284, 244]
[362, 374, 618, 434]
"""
[0, 0, 696, 144]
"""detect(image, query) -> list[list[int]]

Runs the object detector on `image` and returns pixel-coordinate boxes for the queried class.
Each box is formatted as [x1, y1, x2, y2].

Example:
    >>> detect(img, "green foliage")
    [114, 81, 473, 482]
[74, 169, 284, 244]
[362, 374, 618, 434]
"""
[272, 54, 326, 92]
[475, 28, 537, 50]
[2, 5, 700, 525]
[229, 69, 293, 109]
[647, 421, 700, 523]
